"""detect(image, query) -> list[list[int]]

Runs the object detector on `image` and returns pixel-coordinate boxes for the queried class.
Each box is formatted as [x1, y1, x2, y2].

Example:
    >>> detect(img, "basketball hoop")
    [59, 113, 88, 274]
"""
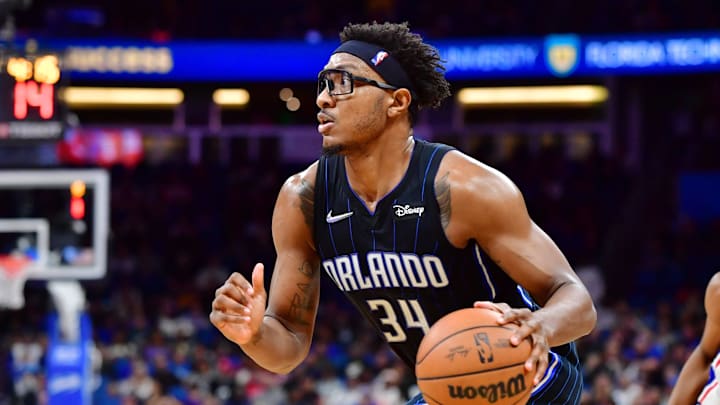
[0, 254, 32, 310]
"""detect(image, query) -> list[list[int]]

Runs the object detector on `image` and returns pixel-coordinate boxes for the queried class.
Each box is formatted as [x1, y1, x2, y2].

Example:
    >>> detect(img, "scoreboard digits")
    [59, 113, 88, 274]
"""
[1, 52, 65, 141]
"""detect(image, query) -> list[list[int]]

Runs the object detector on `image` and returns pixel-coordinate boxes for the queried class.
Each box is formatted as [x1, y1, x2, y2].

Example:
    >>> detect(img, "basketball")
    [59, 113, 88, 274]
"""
[415, 308, 533, 405]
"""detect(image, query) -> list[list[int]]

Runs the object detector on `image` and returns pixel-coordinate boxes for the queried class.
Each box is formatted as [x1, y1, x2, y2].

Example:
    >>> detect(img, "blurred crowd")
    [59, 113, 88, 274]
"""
[0, 127, 718, 404]
[13, 0, 720, 40]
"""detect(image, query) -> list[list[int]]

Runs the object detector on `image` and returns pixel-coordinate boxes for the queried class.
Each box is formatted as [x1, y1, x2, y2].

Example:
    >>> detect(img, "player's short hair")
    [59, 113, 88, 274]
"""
[339, 21, 451, 125]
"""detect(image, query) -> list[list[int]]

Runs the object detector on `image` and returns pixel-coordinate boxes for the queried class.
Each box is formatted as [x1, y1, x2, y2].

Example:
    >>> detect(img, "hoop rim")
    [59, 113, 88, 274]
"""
[0, 254, 33, 310]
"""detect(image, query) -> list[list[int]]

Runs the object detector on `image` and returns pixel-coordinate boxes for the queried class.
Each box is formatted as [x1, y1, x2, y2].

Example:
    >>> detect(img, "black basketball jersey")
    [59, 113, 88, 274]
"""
[313, 140, 582, 404]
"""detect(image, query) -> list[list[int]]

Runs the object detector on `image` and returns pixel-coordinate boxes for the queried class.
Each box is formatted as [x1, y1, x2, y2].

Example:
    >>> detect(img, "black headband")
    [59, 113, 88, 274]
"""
[333, 40, 415, 94]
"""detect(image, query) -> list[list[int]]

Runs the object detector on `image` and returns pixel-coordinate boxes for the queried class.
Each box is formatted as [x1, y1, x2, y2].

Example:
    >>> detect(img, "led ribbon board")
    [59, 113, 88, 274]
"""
[20, 32, 720, 82]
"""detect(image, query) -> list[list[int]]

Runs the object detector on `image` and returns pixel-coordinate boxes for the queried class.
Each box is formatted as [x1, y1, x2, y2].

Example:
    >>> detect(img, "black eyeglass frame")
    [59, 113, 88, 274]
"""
[317, 68, 399, 96]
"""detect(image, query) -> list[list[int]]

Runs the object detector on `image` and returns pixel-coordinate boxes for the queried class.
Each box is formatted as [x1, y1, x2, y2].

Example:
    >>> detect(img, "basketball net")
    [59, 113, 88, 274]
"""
[0, 254, 32, 310]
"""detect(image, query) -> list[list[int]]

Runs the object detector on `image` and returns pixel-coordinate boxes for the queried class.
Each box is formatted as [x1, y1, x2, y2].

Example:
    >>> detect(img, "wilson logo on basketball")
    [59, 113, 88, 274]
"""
[473, 332, 494, 363]
[447, 374, 527, 402]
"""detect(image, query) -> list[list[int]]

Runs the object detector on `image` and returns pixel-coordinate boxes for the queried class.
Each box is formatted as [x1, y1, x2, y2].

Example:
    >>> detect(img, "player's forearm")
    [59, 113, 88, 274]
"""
[535, 281, 596, 347]
[668, 349, 711, 405]
[238, 315, 310, 374]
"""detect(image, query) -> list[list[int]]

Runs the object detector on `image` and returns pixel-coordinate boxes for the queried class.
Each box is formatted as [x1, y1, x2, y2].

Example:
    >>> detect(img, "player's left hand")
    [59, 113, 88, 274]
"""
[473, 300, 549, 386]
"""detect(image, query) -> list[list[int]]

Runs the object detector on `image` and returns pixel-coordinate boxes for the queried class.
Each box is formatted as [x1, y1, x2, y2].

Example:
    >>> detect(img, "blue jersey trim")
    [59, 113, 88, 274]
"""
[473, 244, 496, 300]
[347, 197, 356, 251]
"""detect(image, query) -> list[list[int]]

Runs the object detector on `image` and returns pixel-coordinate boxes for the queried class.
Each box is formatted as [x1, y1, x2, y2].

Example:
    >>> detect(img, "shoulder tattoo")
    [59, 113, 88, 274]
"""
[297, 179, 314, 227]
[436, 172, 451, 230]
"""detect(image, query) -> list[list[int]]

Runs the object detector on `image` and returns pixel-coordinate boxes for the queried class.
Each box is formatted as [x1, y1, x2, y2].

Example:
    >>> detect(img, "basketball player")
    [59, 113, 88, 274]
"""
[669, 272, 720, 405]
[210, 22, 596, 404]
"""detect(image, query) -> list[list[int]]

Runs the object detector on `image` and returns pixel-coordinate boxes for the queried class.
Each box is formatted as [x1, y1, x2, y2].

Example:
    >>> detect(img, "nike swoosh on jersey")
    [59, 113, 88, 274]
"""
[326, 210, 354, 223]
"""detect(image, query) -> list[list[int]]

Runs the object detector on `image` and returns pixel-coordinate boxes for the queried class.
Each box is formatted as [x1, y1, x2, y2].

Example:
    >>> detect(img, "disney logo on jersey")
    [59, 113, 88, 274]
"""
[393, 204, 425, 220]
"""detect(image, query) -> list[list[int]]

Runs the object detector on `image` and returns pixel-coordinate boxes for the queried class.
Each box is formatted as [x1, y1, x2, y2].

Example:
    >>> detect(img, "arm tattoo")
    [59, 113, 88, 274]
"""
[288, 260, 318, 325]
[288, 282, 312, 325]
[297, 179, 314, 227]
[436, 172, 451, 230]
[298, 260, 316, 278]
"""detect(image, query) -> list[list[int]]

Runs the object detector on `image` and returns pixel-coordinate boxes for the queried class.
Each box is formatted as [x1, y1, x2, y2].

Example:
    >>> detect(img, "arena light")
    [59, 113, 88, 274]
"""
[457, 85, 609, 107]
[212, 88, 250, 107]
[61, 87, 184, 108]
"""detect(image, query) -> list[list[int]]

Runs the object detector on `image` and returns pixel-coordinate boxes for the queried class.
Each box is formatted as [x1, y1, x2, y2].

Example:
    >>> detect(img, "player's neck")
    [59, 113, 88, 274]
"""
[344, 133, 414, 210]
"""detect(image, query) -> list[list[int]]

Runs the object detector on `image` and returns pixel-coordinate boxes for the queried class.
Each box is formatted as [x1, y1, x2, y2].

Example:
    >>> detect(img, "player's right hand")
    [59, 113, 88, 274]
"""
[210, 263, 267, 345]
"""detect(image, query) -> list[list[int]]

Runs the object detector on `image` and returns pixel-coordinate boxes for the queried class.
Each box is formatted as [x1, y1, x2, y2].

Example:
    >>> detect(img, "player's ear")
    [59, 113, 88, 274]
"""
[387, 88, 412, 118]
